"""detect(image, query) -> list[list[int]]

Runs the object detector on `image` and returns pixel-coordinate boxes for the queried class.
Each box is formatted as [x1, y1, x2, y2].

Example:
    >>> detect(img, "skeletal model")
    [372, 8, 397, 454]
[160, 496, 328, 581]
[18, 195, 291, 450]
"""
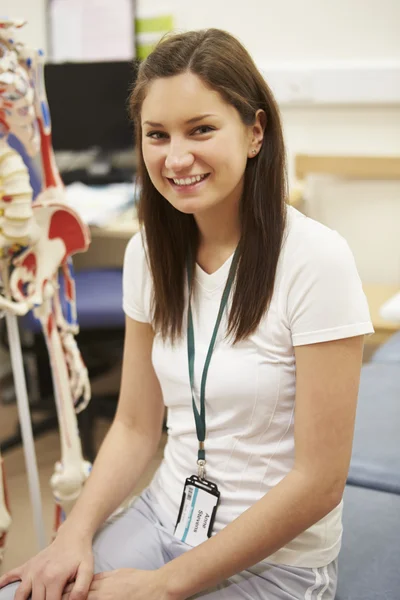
[0, 17, 92, 561]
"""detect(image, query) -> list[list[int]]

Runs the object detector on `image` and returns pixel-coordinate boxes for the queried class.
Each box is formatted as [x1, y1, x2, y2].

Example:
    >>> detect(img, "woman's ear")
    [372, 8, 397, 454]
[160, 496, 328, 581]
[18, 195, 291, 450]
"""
[248, 109, 266, 158]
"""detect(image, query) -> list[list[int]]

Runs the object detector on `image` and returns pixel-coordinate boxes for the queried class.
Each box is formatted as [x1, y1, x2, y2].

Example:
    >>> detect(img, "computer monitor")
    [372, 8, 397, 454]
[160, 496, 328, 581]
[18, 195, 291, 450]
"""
[44, 60, 139, 152]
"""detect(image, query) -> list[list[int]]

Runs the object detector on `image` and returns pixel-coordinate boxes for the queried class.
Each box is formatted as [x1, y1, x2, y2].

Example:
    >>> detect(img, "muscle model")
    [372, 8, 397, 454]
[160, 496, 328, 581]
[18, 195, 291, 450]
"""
[0, 17, 92, 559]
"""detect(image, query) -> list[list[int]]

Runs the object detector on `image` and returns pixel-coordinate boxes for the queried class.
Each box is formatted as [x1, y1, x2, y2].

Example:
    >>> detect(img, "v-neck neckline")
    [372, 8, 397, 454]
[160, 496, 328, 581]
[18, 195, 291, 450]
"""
[194, 252, 235, 293]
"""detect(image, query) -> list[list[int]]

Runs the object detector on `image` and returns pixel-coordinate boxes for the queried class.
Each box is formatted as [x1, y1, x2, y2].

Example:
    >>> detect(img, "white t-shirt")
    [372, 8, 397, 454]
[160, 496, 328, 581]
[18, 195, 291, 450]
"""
[122, 205, 374, 568]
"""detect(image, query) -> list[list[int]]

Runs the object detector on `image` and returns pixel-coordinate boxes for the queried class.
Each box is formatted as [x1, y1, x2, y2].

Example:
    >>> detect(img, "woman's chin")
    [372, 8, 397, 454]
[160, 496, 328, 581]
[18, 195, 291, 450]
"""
[168, 195, 210, 216]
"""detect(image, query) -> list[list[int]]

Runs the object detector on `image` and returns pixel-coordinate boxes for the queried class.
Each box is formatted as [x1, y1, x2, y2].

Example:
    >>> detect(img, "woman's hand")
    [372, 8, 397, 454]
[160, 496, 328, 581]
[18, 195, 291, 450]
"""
[61, 568, 179, 600]
[0, 529, 94, 600]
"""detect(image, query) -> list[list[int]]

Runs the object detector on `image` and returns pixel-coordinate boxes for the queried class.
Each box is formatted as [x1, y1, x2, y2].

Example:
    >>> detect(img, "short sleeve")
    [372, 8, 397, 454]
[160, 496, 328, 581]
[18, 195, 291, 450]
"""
[122, 232, 152, 323]
[284, 229, 374, 346]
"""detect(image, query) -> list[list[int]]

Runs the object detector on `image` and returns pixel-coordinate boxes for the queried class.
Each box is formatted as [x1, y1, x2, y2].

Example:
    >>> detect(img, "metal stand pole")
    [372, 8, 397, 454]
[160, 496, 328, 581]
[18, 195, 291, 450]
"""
[5, 313, 47, 551]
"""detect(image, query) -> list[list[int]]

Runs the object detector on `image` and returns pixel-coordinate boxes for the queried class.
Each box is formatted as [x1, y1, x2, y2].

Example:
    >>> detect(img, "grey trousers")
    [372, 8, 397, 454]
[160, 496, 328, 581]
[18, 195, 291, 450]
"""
[0, 487, 338, 599]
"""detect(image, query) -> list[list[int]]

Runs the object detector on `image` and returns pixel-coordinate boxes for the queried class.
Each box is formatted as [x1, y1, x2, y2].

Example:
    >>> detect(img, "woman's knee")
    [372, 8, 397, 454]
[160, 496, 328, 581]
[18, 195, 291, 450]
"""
[0, 581, 21, 600]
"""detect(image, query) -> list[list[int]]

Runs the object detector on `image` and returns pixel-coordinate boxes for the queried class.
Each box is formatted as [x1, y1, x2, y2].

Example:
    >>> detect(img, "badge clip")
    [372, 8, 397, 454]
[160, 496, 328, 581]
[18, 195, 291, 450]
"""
[197, 459, 206, 480]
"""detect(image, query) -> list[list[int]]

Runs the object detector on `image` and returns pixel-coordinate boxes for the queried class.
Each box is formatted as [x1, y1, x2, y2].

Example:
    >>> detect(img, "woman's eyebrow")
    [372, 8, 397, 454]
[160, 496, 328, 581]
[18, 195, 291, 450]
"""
[143, 113, 217, 127]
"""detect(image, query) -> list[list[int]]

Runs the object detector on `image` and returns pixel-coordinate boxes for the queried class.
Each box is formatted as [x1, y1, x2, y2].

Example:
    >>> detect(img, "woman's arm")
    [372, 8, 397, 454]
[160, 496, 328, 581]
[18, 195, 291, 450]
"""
[160, 335, 364, 600]
[58, 316, 164, 541]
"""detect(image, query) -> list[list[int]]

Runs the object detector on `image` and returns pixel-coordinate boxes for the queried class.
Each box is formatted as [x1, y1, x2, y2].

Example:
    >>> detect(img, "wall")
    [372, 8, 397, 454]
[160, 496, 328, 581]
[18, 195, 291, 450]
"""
[8, 0, 399, 63]
[147, 0, 400, 63]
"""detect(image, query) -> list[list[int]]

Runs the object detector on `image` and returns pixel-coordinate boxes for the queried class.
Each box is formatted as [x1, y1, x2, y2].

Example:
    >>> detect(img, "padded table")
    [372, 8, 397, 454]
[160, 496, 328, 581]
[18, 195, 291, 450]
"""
[336, 485, 400, 599]
[347, 362, 400, 495]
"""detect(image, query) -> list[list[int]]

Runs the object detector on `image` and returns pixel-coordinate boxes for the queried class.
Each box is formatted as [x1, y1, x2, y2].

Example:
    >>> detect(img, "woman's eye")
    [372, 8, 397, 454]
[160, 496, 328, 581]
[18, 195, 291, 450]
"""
[145, 126, 214, 140]
[194, 125, 214, 135]
[146, 131, 167, 140]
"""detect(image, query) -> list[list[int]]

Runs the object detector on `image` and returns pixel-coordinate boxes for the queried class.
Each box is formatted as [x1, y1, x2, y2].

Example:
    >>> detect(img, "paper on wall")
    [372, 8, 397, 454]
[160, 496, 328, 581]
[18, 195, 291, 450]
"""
[49, 0, 135, 62]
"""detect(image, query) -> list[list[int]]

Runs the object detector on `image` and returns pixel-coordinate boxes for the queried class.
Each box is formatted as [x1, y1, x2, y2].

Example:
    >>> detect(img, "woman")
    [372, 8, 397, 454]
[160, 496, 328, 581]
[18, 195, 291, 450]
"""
[0, 28, 373, 600]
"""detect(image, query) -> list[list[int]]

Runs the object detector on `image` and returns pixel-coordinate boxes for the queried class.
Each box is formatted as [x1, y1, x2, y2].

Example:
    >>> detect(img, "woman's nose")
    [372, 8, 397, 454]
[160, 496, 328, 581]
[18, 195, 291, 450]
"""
[165, 143, 194, 172]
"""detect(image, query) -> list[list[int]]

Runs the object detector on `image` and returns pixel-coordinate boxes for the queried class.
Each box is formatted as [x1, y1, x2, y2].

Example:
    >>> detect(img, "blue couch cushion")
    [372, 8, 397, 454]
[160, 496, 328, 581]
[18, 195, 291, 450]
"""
[371, 330, 400, 364]
[336, 486, 400, 600]
[21, 269, 125, 333]
[347, 363, 400, 494]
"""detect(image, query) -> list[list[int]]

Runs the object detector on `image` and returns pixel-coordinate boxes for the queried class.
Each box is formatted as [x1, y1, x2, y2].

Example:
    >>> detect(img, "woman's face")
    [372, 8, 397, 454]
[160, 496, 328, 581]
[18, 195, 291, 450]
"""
[141, 71, 259, 216]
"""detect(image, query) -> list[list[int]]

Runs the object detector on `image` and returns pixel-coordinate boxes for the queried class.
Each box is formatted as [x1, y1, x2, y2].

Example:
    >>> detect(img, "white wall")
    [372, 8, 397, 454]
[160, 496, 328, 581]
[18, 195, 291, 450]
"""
[8, 0, 399, 64]
[282, 106, 400, 180]
[145, 0, 400, 63]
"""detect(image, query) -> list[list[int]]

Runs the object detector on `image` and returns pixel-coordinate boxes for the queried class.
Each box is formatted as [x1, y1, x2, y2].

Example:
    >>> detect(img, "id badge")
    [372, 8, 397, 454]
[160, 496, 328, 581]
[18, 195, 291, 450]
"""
[174, 475, 220, 547]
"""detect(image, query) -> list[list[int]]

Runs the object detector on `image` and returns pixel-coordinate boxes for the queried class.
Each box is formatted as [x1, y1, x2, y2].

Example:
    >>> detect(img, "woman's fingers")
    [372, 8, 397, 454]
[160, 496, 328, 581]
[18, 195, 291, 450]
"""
[63, 565, 93, 600]
[0, 568, 23, 589]
[31, 580, 46, 600]
[45, 581, 74, 600]
[14, 577, 32, 600]
[62, 582, 74, 594]
[92, 571, 113, 580]
[62, 571, 105, 598]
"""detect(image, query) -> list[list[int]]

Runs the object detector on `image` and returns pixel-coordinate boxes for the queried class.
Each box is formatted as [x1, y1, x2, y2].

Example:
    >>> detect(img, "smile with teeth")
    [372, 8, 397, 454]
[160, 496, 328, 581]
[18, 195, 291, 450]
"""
[171, 173, 209, 186]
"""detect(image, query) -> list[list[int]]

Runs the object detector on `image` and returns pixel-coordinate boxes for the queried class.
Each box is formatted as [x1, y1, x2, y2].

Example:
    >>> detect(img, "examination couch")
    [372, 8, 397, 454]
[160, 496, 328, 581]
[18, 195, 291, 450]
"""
[335, 331, 400, 599]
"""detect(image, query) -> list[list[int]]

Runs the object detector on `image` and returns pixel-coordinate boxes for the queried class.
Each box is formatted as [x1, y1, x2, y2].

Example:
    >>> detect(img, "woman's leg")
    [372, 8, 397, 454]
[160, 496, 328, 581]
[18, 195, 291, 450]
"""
[0, 582, 19, 600]
[188, 560, 338, 600]
[92, 488, 169, 573]
[0, 488, 169, 600]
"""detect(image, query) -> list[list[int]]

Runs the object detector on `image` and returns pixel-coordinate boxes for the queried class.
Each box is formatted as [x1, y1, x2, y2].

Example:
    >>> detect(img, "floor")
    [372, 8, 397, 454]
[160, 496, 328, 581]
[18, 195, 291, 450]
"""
[0, 343, 378, 574]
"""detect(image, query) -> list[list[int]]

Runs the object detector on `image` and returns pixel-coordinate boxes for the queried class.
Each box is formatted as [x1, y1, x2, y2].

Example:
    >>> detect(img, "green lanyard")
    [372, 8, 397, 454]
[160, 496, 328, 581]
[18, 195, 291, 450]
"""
[187, 249, 239, 479]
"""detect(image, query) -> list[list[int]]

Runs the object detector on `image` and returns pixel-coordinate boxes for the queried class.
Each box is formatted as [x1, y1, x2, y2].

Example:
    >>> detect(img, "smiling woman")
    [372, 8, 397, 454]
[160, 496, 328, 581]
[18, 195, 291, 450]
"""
[129, 29, 285, 342]
[0, 28, 374, 600]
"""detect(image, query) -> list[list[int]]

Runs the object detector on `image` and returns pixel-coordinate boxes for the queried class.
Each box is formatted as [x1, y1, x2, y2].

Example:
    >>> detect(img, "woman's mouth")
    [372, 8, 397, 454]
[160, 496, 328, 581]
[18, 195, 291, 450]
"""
[167, 173, 210, 192]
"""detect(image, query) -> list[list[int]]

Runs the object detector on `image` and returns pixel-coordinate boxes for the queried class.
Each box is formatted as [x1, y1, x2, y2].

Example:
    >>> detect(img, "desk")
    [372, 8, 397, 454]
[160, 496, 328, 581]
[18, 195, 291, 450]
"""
[90, 206, 139, 241]
[379, 291, 400, 324]
[73, 208, 139, 270]
[363, 284, 400, 345]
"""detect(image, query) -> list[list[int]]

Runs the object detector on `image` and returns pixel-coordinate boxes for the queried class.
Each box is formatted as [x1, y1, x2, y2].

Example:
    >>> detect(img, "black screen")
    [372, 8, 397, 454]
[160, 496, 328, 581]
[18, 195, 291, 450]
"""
[44, 60, 139, 152]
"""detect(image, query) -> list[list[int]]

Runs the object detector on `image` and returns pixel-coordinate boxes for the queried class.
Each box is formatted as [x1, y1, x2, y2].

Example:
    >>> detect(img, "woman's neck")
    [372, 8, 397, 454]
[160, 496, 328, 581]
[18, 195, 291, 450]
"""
[194, 201, 241, 274]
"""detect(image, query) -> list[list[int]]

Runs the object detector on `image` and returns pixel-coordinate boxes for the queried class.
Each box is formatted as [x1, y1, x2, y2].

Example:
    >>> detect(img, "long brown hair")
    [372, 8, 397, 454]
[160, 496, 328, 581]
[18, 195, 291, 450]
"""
[129, 28, 288, 343]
